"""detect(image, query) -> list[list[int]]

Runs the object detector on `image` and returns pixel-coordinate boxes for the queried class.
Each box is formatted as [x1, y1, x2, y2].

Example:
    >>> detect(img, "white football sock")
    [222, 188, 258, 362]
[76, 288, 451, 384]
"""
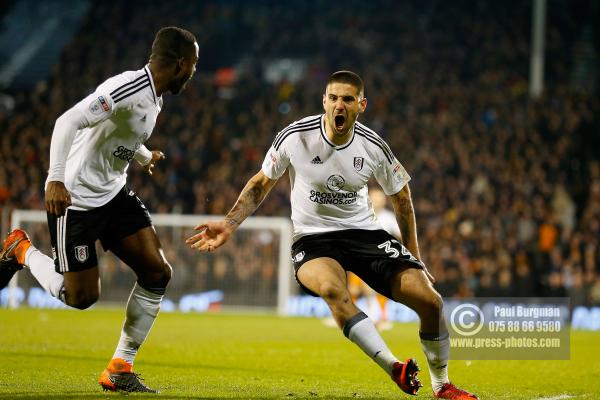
[344, 312, 398, 375]
[113, 283, 163, 365]
[420, 331, 450, 392]
[25, 246, 65, 299]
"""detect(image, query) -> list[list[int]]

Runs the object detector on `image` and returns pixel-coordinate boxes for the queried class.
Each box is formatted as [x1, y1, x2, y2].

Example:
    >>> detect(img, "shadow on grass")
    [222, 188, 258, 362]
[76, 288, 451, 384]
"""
[0, 349, 258, 374]
[0, 349, 330, 378]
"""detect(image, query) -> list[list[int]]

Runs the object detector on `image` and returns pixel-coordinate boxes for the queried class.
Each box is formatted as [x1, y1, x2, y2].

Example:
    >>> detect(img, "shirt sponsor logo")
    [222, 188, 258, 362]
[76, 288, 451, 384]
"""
[326, 174, 345, 192]
[311, 176, 356, 204]
[74, 245, 89, 263]
[309, 190, 357, 205]
[270, 152, 277, 163]
[113, 145, 135, 162]
[354, 157, 364, 171]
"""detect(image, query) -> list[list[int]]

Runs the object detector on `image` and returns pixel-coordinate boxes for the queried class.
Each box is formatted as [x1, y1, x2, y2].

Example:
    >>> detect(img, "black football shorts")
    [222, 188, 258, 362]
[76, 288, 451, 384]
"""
[47, 186, 152, 273]
[291, 229, 424, 299]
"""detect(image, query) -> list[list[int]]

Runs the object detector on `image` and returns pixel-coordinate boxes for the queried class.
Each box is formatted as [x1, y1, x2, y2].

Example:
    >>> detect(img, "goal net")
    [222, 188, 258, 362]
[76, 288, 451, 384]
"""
[3, 210, 295, 314]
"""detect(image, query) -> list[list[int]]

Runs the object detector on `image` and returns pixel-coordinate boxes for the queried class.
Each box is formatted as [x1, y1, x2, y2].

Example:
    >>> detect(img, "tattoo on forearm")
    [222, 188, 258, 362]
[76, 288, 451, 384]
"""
[399, 196, 412, 215]
[399, 215, 410, 243]
[225, 184, 265, 228]
[398, 196, 414, 245]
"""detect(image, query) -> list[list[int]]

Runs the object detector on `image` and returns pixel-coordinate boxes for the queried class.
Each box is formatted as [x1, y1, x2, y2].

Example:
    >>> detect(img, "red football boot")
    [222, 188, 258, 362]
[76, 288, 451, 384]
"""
[434, 382, 479, 399]
[391, 358, 422, 395]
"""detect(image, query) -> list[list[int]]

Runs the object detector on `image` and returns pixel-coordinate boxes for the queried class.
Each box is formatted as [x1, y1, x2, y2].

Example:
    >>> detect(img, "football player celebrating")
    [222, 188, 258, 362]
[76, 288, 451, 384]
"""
[187, 71, 478, 399]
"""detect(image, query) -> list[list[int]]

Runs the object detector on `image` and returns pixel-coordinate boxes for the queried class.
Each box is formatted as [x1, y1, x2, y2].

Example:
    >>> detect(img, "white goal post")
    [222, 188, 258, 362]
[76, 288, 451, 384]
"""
[7, 210, 294, 314]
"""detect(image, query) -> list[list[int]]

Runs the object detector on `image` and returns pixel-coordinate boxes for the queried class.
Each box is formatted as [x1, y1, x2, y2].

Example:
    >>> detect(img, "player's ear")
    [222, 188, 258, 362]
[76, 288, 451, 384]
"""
[322, 93, 327, 110]
[359, 97, 367, 113]
[174, 57, 184, 74]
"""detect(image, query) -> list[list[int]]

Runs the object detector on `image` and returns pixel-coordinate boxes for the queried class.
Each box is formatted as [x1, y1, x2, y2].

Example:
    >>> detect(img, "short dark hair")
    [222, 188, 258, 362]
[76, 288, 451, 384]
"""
[327, 70, 364, 97]
[150, 26, 197, 65]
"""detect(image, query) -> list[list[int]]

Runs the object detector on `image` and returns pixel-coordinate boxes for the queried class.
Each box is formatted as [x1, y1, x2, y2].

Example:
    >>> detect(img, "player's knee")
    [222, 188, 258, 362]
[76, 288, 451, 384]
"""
[143, 260, 172, 289]
[318, 281, 348, 304]
[158, 260, 172, 285]
[65, 290, 99, 310]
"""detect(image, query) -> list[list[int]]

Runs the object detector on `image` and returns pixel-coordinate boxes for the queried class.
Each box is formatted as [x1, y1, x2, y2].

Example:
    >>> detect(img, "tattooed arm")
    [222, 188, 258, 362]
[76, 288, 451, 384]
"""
[224, 171, 277, 228]
[389, 183, 421, 260]
[389, 184, 435, 282]
[186, 170, 278, 252]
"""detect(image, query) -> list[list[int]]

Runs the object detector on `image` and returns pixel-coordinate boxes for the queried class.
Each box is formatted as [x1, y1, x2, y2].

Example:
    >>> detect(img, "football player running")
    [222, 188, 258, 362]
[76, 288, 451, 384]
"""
[0, 26, 198, 393]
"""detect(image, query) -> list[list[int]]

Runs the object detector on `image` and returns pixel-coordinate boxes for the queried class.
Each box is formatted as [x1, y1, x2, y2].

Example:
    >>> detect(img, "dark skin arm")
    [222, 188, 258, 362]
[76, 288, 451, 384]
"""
[45, 181, 72, 216]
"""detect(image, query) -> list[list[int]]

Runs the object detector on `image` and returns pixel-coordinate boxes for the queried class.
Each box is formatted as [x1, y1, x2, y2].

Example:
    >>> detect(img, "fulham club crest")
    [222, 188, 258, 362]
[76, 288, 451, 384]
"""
[353, 157, 364, 171]
[74, 245, 89, 263]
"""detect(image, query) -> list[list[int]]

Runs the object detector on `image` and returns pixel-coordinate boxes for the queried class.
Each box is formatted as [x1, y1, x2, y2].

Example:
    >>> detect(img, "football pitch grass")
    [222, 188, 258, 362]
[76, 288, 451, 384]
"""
[0, 308, 598, 399]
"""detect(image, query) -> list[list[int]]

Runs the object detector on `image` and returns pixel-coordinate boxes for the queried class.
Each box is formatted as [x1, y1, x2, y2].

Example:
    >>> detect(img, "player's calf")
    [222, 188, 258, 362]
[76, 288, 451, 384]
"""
[0, 260, 23, 289]
[414, 293, 444, 332]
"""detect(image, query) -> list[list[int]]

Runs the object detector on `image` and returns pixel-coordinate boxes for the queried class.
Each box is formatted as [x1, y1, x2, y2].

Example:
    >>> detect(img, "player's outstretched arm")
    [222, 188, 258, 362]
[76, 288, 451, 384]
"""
[186, 170, 278, 252]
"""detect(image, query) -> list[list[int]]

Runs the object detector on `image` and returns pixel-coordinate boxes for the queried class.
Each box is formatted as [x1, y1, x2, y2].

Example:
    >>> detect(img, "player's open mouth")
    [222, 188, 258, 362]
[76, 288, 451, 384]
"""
[334, 115, 345, 131]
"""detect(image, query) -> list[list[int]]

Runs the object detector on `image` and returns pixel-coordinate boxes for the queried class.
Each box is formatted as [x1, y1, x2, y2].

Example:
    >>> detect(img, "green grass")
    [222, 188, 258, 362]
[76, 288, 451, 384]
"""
[0, 308, 598, 399]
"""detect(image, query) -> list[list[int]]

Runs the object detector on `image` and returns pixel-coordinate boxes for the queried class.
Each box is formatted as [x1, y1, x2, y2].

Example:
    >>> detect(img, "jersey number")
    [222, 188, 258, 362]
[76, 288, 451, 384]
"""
[378, 240, 417, 261]
[378, 241, 399, 258]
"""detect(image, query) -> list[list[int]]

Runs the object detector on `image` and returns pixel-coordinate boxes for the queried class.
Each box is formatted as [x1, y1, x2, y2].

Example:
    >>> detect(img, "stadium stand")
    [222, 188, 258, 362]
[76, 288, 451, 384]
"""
[0, 0, 598, 304]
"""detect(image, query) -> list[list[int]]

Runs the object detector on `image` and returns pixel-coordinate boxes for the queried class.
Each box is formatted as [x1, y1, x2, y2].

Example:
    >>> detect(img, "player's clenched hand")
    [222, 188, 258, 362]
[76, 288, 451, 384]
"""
[45, 181, 72, 216]
[186, 221, 233, 252]
[144, 150, 165, 176]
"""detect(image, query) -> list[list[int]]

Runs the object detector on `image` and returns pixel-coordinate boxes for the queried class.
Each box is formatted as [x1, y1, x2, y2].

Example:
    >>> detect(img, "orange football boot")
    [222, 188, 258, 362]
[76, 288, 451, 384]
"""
[0, 229, 30, 289]
[98, 358, 157, 393]
[0, 229, 31, 265]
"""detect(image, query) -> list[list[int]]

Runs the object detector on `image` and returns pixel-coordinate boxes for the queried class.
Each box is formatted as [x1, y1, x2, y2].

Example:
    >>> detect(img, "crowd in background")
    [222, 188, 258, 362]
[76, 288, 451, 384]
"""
[1, 1, 598, 306]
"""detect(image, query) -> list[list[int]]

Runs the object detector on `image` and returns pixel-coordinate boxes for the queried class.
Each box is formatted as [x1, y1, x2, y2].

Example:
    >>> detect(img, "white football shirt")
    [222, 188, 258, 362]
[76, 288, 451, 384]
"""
[46, 65, 162, 210]
[375, 207, 402, 239]
[262, 114, 411, 241]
